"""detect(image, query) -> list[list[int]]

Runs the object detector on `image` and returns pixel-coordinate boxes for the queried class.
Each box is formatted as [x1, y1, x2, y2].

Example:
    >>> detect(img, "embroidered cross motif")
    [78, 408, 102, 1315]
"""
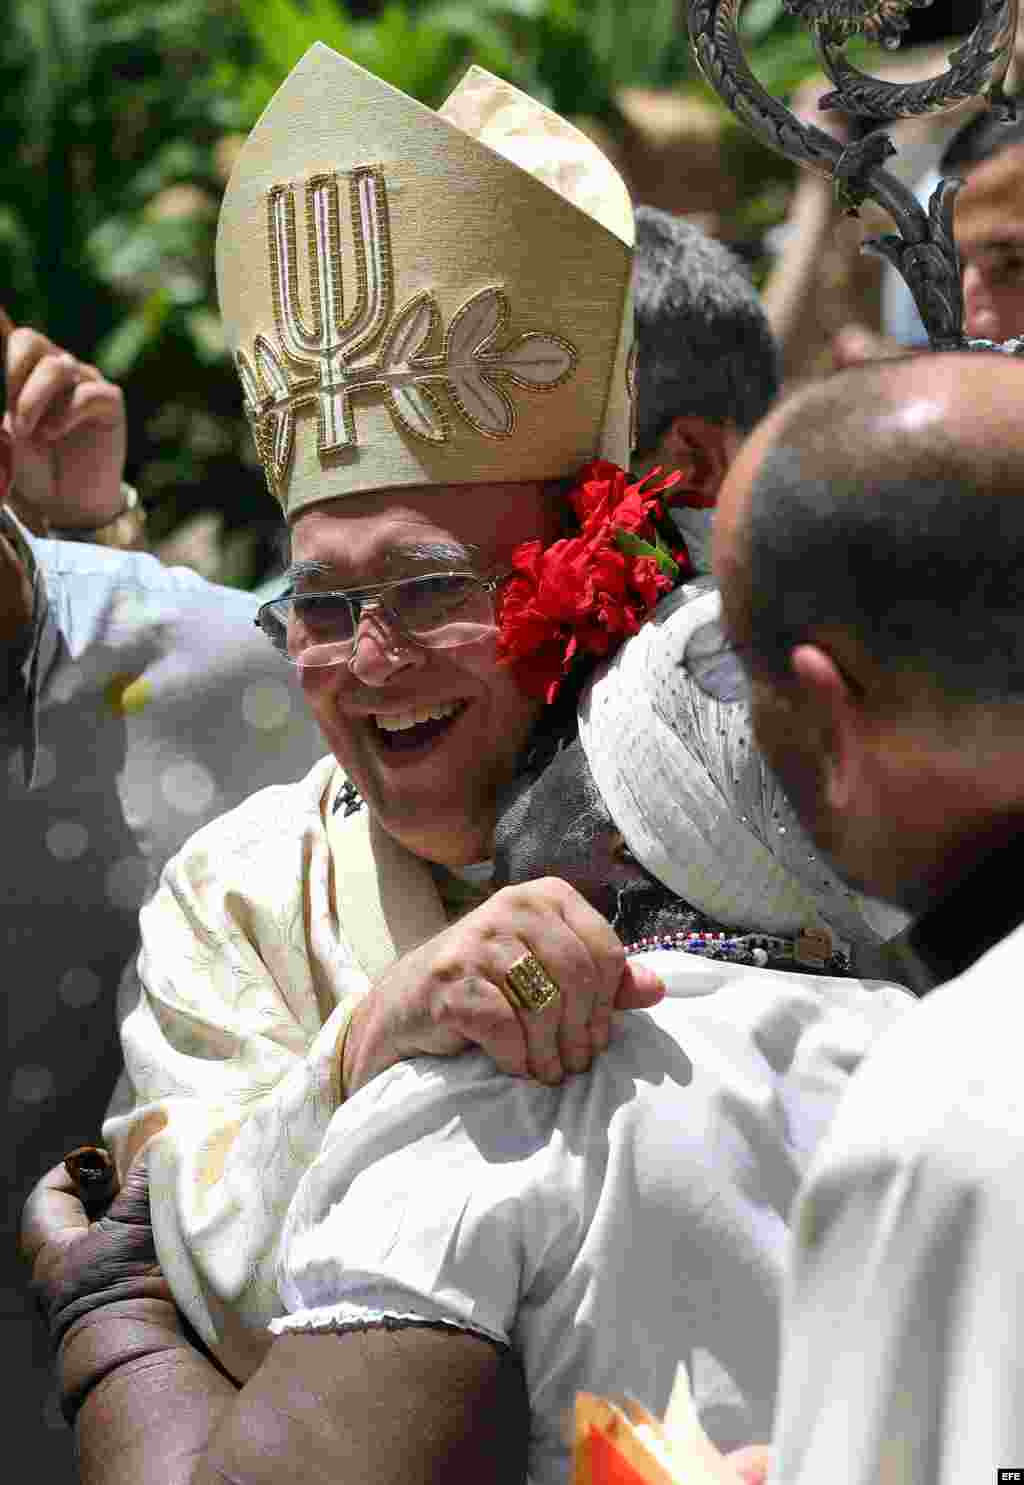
[235, 166, 579, 501]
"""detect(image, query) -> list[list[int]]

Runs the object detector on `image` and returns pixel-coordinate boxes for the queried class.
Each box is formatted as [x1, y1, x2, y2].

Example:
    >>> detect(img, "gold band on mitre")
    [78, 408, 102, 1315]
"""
[216, 45, 635, 520]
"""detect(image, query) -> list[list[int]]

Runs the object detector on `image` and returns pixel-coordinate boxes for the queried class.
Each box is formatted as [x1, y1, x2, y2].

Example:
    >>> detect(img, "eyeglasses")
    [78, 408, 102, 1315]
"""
[679, 616, 751, 703]
[255, 570, 503, 669]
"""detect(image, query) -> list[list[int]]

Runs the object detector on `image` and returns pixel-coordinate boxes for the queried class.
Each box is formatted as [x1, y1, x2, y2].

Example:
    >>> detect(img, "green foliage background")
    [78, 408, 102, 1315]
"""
[0, 0, 841, 585]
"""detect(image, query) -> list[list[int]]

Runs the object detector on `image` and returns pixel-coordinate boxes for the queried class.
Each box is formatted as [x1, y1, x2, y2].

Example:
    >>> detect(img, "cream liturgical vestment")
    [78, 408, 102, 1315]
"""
[103, 758, 458, 1381]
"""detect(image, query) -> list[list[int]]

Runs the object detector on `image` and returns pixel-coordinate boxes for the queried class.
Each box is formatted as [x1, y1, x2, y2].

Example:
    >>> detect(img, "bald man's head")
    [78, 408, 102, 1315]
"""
[710, 354, 1024, 909]
[717, 354, 1024, 718]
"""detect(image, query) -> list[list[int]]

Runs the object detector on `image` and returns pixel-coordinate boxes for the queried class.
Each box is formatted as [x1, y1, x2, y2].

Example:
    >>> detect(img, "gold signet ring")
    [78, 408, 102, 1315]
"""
[503, 950, 561, 1014]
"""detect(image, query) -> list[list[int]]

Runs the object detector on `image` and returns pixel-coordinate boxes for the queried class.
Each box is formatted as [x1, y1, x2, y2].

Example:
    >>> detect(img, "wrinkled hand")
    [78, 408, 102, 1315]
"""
[20, 1151, 169, 1355]
[3, 312, 127, 530]
[21, 1152, 236, 1444]
[343, 876, 666, 1093]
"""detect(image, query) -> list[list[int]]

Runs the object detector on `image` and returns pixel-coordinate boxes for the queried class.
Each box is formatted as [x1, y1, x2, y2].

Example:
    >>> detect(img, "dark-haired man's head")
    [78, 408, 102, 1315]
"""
[713, 353, 1024, 913]
[632, 208, 779, 559]
[945, 106, 1024, 341]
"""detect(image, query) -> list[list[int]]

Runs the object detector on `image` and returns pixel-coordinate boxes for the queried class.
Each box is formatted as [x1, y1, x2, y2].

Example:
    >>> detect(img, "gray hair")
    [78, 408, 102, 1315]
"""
[746, 365, 1024, 711]
[633, 206, 779, 455]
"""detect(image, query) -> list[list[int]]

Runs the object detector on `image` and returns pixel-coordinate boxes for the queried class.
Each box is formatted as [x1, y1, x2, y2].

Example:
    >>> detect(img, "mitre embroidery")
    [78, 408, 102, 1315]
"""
[234, 165, 579, 501]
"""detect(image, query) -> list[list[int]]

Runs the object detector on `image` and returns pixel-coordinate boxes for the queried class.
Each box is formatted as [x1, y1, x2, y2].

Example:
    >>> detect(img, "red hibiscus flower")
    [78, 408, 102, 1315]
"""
[497, 461, 693, 703]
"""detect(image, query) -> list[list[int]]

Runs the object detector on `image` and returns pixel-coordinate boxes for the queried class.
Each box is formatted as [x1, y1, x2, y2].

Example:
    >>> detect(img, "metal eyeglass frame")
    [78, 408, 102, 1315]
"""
[254, 570, 506, 667]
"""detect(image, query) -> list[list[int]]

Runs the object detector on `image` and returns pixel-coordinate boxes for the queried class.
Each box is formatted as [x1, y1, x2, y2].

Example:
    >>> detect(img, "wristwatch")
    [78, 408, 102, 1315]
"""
[44, 482, 146, 550]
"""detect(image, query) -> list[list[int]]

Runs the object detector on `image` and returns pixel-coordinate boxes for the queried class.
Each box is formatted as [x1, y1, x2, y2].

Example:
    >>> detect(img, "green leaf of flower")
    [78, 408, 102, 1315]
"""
[614, 529, 679, 578]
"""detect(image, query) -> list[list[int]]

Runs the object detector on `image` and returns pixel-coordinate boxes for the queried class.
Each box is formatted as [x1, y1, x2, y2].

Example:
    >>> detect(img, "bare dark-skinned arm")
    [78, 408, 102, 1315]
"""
[193, 1329, 530, 1485]
[70, 1299, 238, 1485]
[22, 1158, 239, 1485]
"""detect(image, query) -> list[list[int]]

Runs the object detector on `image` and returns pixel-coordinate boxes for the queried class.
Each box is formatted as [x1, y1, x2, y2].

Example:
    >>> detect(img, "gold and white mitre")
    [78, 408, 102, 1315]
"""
[216, 44, 635, 519]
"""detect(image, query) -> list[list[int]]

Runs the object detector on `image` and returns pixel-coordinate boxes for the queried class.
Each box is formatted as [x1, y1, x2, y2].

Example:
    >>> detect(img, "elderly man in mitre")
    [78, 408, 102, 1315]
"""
[22, 46, 913, 1485]
[97, 43, 659, 1381]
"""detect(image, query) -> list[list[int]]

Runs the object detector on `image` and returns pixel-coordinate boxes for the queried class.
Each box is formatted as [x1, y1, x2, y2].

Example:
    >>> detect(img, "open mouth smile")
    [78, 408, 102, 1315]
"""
[369, 699, 469, 754]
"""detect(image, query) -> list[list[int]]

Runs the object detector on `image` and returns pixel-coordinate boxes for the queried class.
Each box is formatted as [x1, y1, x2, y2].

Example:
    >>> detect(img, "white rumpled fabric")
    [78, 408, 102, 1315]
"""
[270, 953, 913, 1485]
[579, 584, 909, 949]
[772, 921, 1024, 1485]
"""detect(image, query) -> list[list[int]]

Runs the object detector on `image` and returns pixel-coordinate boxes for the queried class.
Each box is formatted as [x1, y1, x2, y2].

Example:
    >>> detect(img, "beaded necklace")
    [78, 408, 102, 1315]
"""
[623, 929, 851, 976]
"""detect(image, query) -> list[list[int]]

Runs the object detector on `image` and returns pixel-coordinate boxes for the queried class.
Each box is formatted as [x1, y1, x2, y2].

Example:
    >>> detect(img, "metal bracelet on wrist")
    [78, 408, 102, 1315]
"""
[49, 482, 144, 542]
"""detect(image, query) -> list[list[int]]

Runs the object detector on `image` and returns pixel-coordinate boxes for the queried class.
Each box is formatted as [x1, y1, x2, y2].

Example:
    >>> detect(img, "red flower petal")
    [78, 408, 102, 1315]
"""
[498, 462, 691, 704]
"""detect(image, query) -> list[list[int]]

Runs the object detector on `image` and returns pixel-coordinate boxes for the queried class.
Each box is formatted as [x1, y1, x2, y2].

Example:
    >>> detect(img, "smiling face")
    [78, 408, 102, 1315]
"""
[289, 481, 562, 866]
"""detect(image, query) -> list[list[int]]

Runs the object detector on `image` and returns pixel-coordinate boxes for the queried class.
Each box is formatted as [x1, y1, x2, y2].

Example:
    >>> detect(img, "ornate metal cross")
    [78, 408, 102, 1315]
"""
[686, 0, 1021, 351]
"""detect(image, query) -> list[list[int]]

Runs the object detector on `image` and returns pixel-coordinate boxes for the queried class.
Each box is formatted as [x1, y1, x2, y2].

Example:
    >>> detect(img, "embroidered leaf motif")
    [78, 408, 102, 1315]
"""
[379, 293, 448, 442]
[235, 350, 261, 410]
[240, 168, 587, 497]
[386, 382, 448, 443]
[381, 292, 440, 370]
[489, 333, 577, 388]
[449, 368, 515, 437]
[239, 337, 295, 495]
[255, 336, 290, 400]
[446, 287, 508, 363]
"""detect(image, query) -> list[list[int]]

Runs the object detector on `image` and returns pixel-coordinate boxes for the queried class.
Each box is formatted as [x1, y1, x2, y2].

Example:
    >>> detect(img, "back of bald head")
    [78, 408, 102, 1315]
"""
[744, 354, 1024, 714]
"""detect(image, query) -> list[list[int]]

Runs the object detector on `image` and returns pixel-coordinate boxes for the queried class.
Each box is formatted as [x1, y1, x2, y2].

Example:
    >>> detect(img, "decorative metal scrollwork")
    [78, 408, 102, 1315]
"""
[812, 0, 1018, 120]
[686, 0, 1022, 352]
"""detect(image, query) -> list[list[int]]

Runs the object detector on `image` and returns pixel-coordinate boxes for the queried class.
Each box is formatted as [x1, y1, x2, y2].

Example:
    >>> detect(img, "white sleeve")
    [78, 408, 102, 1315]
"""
[771, 976, 1024, 1485]
[271, 1052, 558, 1348]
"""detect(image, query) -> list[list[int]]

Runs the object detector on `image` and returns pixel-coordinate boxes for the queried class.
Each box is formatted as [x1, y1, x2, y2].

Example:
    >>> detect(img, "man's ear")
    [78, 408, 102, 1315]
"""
[789, 642, 867, 816]
[659, 417, 734, 508]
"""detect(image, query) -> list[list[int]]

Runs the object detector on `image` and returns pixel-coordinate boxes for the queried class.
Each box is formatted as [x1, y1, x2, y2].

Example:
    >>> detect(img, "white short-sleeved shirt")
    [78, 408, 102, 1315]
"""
[271, 954, 912, 1484]
[770, 921, 1024, 1485]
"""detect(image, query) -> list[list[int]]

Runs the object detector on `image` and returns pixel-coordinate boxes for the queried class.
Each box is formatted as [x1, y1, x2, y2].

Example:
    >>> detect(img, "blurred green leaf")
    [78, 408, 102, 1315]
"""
[96, 291, 173, 377]
[740, 0, 787, 41]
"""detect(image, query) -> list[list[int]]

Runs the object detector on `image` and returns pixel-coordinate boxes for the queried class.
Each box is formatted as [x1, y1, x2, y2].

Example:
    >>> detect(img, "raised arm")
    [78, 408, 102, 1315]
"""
[3, 314, 128, 533]
[1, 313, 130, 698]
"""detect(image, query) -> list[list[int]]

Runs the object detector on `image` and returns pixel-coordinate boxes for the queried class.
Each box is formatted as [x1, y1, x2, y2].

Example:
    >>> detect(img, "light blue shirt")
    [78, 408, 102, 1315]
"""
[2, 509, 324, 1481]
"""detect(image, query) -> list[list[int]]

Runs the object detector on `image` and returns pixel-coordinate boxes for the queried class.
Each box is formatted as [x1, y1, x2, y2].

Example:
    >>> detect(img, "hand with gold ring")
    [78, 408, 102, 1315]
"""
[502, 949, 561, 1015]
[341, 877, 665, 1093]
[2, 308, 128, 532]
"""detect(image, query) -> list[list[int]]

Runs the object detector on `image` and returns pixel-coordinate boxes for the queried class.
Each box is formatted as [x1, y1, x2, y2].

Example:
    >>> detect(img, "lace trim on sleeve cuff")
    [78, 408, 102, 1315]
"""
[268, 1302, 509, 1350]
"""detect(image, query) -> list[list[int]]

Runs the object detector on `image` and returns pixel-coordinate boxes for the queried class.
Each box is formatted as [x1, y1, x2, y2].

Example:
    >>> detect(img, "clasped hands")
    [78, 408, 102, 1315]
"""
[341, 875, 667, 1094]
